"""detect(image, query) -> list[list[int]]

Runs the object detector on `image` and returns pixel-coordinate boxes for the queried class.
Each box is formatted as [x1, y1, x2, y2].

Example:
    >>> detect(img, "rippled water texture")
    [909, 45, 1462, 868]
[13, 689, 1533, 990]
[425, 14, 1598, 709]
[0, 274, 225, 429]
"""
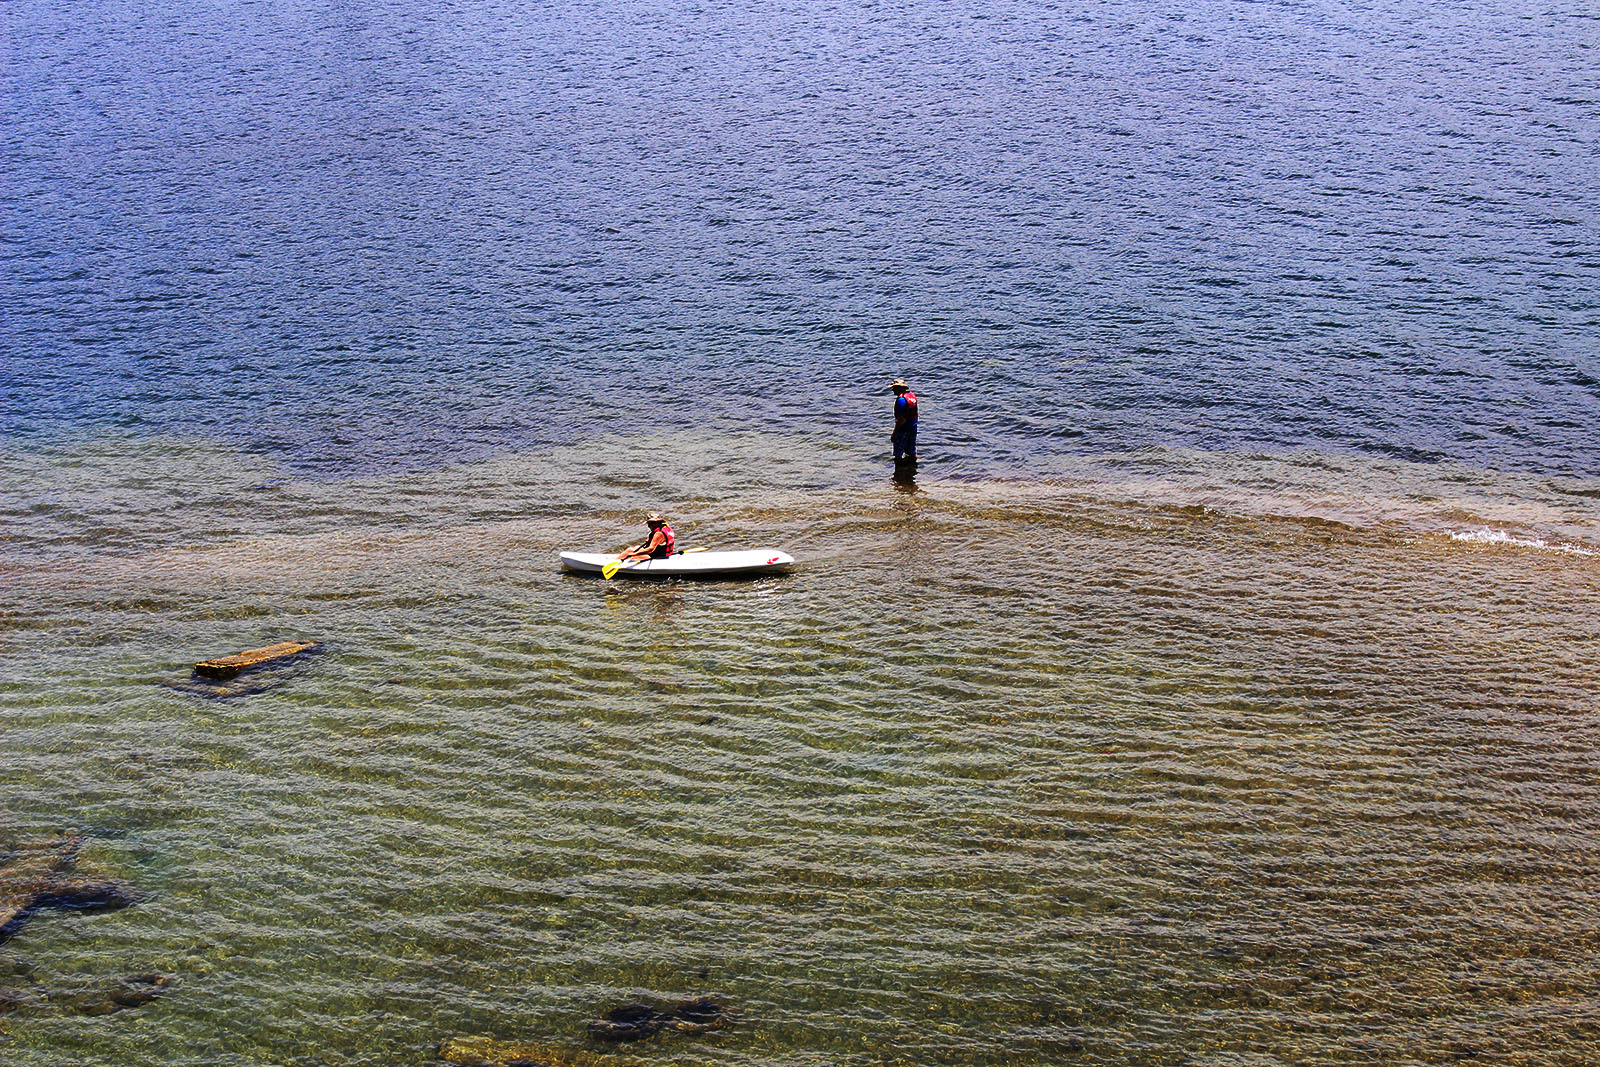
[4, 433, 1599, 1066]
[4, 0, 1598, 475]
[4, 1, 1600, 1065]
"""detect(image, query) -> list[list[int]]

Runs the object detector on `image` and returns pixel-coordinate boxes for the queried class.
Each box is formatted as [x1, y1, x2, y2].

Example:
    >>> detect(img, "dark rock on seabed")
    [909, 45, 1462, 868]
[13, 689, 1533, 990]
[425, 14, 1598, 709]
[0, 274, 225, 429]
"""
[587, 996, 734, 1041]
[0, 973, 175, 1016]
[64, 972, 174, 1015]
[0, 835, 167, 1017]
[0, 835, 139, 944]
[440, 996, 734, 1065]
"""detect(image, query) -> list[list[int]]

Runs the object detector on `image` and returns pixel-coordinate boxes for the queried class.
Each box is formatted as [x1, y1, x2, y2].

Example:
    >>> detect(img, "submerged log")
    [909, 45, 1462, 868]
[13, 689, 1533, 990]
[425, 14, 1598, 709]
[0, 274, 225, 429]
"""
[194, 640, 320, 679]
[439, 1036, 643, 1067]
[0, 835, 138, 944]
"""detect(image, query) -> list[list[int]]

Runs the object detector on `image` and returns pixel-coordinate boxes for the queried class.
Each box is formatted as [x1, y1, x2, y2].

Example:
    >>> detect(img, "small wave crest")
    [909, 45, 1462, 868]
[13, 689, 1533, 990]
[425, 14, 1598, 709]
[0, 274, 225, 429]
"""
[1446, 528, 1598, 557]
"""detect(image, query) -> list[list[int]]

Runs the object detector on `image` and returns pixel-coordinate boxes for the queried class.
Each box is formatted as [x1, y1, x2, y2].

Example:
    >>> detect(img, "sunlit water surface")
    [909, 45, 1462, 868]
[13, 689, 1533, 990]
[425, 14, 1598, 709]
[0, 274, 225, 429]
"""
[3, 433, 1598, 1066]
[4, 0, 1600, 1063]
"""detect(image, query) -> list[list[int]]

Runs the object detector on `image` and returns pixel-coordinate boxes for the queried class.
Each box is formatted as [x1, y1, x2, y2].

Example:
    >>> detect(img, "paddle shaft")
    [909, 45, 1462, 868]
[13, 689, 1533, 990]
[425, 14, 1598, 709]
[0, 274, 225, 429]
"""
[603, 545, 712, 578]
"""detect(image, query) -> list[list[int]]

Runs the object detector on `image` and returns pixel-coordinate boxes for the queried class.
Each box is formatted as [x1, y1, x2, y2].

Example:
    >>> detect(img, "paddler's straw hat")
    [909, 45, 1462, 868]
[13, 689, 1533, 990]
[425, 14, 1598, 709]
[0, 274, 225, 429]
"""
[890, 378, 909, 391]
[645, 511, 666, 524]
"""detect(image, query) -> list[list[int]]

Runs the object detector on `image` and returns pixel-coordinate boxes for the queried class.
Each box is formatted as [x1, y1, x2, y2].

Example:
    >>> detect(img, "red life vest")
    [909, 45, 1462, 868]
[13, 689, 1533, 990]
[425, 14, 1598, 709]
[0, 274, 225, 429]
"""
[897, 391, 918, 422]
[649, 523, 676, 558]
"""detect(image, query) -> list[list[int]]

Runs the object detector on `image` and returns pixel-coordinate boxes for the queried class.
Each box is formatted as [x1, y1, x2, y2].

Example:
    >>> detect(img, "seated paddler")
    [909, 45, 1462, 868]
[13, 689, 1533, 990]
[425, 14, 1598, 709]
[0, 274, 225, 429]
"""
[618, 511, 676, 563]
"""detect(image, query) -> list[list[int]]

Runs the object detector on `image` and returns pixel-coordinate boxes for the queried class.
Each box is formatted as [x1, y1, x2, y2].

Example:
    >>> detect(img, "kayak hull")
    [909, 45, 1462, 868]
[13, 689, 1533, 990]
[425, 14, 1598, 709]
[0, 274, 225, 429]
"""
[560, 549, 796, 579]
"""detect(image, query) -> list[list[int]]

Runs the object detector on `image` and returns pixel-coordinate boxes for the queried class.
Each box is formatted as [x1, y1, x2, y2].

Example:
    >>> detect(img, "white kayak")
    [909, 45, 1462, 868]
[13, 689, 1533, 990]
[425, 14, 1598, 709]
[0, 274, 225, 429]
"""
[560, 549, 796, 579]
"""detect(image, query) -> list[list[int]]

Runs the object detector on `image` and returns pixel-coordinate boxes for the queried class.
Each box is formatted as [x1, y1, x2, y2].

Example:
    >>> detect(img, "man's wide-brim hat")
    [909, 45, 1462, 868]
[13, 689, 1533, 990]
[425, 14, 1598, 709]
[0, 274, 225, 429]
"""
[646, 511, 666, 524]
[891, 378, 909, 390]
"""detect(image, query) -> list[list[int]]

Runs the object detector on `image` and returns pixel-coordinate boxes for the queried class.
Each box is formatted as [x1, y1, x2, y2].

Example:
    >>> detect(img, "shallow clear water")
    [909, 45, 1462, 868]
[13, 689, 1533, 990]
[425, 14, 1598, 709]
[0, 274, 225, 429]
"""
[4, 433, 1598, 1065]
[4, 1, 1600, 1065]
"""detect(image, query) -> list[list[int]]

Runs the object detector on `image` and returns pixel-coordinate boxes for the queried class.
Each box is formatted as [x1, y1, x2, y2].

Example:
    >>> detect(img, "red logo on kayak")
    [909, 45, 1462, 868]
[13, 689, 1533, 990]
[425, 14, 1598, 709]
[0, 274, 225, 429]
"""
[767, 557, 780, 565]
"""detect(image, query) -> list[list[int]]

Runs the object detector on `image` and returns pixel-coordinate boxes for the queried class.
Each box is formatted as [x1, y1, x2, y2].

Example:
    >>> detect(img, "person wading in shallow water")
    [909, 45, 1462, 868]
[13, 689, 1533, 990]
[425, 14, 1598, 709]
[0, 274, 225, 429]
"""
[890, 378, 918, 464]
[618, 511, 676, 563]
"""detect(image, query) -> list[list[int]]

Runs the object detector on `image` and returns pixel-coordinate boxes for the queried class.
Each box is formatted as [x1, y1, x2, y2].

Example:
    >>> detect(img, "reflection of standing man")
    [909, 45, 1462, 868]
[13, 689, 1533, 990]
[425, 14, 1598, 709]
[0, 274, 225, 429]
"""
[890, 378, 918, 464]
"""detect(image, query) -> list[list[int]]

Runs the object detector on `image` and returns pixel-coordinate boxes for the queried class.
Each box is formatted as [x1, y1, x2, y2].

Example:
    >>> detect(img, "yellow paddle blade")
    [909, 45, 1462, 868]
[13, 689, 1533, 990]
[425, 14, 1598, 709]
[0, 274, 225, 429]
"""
[604, 548, 707, 576]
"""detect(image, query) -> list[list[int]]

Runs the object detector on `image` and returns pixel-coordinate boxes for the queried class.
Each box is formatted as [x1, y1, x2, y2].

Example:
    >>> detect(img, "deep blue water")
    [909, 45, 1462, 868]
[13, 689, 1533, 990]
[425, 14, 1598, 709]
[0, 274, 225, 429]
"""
[4, 0, 1598, 476]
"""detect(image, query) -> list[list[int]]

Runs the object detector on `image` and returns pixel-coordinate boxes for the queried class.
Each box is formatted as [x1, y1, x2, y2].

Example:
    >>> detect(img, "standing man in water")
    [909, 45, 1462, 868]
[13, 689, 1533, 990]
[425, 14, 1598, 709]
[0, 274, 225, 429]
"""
[890, 378, 918, 464]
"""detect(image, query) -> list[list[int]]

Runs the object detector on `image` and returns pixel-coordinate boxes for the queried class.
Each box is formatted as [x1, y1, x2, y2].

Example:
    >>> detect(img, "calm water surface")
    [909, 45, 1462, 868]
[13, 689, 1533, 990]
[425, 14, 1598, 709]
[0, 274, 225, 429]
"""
[3, 1, 1599, 1065]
